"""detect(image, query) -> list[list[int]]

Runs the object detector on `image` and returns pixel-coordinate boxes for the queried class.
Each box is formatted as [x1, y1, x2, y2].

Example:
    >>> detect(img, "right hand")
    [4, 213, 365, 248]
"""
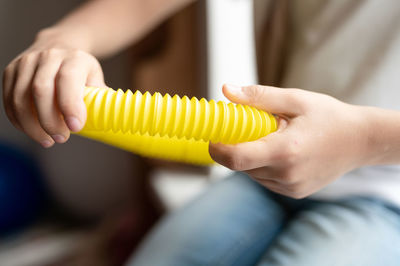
[2, 30, 106, 147]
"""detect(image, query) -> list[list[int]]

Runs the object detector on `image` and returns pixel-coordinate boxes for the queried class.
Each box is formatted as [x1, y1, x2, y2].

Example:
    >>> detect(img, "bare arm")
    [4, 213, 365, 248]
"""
[2, 0, 194, 147]
[42, 0, 196, 57]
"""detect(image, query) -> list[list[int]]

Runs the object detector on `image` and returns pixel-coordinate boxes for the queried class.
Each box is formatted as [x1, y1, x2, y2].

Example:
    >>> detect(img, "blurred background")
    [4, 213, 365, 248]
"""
[2, 1, 399, 265]
[0, 0, 209, 265]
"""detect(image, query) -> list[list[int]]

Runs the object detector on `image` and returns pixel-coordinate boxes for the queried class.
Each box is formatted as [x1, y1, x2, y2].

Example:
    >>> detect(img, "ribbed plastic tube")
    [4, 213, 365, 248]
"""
[77, 87, 277, 165]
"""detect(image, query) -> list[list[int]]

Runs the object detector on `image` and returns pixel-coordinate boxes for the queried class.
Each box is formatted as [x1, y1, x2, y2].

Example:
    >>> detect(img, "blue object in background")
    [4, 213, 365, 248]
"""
[0, 142, 49, 235]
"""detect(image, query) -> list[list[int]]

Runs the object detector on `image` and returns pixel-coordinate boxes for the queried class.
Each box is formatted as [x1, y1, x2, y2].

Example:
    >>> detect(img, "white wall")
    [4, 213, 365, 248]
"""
[0, 0, 140, 220]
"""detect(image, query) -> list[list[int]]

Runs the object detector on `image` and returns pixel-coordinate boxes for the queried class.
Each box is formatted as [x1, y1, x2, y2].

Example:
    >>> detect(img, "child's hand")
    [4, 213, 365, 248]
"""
[209, 84, 369, 199]
[2, 31, 106, 147]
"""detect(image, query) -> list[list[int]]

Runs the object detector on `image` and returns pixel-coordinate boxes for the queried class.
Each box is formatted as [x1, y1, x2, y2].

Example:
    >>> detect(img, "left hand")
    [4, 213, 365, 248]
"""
[209, 84, 370, 198]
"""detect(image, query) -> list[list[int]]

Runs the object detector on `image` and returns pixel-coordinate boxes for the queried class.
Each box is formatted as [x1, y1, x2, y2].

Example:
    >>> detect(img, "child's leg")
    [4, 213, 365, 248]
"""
[258, 198, 400, 266]
[127, 172, 288, 266]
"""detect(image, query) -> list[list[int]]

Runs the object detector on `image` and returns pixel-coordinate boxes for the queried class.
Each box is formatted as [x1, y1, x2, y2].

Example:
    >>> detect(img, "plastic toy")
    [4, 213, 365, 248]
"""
[77, 87, 277, 165]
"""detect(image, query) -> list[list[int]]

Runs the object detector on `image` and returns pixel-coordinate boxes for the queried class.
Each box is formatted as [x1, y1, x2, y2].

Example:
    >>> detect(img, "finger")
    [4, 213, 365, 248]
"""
[251, 176, 290, 196]
[239, 172, 288, 195]
[32, 54, 70, 143]
[86, 60, 106, 87]
[55, 56, 94, 132]
[2, 61, 21, 129]
[254, 175, 307, 199]
[209, 132, 287, 171]
[12, 55, 54, 147]
[245, 167, 287, 184]
[222, 84, 305, 116]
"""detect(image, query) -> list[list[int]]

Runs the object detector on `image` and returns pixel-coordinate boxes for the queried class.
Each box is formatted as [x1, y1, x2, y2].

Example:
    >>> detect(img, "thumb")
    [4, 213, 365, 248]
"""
[222, 84, 303, 115]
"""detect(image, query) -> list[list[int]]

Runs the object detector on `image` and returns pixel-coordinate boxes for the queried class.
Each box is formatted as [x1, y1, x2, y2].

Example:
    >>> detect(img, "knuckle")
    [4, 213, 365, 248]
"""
[20, 53, 37, 66]
[245, 85, 266, 103]
[20, 54, 32, 63]
[286, 147, 300, 165]
[58, 67, 79, 80]
[70, 49, 86, 58]
[39, 121, 56, 132]
[32, 80, 51, 99]
[286, 88, 307, 98]
[286, 89, 311, 109]
[11, 94, 24, 115]
[42, 48, 61, 58]
[279, 141, 301, 166]
[39, 121, 62, 135]
[58, 100, 77, 115]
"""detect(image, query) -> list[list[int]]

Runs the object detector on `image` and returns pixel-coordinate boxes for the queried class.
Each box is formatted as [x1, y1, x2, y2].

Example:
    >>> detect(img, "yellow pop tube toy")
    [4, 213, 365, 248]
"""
[77, 87, 277, 165]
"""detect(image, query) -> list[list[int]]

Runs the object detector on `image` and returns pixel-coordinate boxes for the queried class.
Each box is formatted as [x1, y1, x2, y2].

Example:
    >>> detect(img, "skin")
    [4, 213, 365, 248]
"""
[209, 84, 400, 198]
[2, 0, 194, 147]
[3, 0, 400, 198]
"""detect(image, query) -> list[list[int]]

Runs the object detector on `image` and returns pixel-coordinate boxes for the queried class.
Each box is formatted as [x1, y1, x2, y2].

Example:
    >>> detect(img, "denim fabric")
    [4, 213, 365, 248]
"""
[127, 173, 400, 266]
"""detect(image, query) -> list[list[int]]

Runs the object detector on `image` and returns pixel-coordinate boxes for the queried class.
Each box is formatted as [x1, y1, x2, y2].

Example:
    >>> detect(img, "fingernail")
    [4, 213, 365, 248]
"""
[41, 140, 53, 148]
[65, 116, 82, 132]
[225, 84, 243, 96]
[52, 134, 66, 143]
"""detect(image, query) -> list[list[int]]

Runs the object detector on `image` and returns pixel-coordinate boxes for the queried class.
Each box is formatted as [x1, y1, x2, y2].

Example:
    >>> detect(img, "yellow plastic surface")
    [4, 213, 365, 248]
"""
[77, 87, 277, 165]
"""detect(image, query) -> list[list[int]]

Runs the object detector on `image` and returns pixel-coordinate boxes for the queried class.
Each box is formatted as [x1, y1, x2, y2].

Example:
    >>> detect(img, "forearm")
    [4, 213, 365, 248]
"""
[35, 0, 195, 58]
[359, 106, 400, 166]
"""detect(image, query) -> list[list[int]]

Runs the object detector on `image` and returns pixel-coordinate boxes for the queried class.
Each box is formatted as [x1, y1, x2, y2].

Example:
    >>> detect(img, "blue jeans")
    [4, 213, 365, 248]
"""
[127, 173, 400, 266]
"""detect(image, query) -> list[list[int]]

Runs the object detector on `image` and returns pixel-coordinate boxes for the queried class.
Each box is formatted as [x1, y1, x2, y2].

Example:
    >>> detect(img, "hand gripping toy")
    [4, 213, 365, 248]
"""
[77, 87, 277, 165]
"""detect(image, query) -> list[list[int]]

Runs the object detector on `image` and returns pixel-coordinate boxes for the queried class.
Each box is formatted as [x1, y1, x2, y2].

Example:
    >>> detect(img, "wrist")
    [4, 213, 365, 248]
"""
[355, 105, 400, 166]
[341, 104, 373, 168]
[34, 27, 93, 54]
